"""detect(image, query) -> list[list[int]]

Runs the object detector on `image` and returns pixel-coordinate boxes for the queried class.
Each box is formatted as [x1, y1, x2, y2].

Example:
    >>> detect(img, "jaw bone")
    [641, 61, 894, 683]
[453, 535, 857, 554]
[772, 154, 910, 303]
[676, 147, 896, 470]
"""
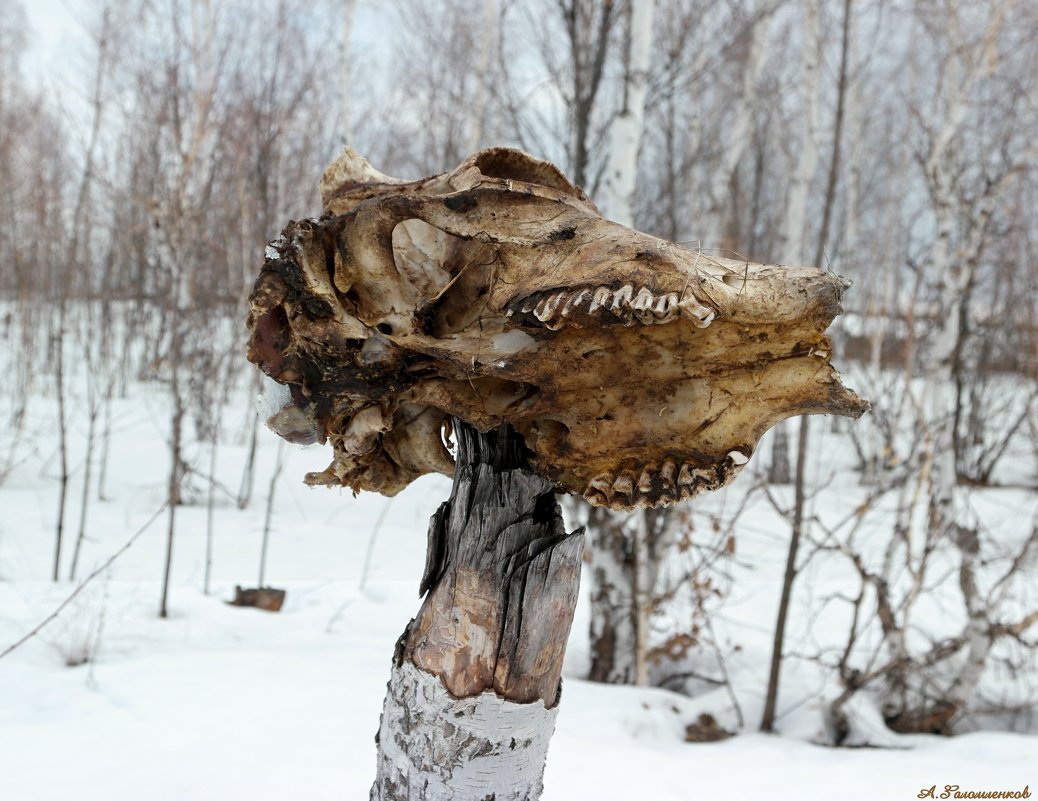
[247, 147, 868, 509]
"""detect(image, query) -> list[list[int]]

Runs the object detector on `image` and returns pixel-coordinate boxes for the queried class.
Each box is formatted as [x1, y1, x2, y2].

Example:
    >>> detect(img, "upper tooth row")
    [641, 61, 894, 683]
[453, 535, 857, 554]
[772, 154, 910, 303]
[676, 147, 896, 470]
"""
[514, 285, 715, 330]
[583, 452, 748, 508]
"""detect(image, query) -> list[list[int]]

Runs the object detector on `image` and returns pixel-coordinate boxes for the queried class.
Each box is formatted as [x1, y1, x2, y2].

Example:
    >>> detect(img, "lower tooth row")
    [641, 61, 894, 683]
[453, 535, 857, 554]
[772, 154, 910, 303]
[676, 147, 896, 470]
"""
[583, 452, 747, 508]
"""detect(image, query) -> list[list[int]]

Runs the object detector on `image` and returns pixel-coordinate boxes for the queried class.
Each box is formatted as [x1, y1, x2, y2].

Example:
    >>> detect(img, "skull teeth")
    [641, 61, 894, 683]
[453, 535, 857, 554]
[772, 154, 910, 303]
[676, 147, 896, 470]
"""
[534, 292, 565, 321]
[660, 459, 676, 488]
[656, 293, 677, 315]
[561, 288, 592, 316]
[679, 297, 715, 327]
[514, 285, 716, 331]
[589, 473, 614, 497]
[611, 472, 634, 498]
[610, 285, 634, 311]
[589, 286, 612, 313]
[631, 287, 655, 312]
[582, 452, 749, 508]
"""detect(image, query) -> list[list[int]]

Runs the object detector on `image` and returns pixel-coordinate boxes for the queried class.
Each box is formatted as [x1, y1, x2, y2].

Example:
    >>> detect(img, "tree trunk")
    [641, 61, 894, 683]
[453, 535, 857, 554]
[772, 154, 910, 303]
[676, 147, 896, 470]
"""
[602, 0, 655, 227]
[371, 420, 584, 801]
[762, 0, 851, 733]
[767, 0, 821, 486]
[52, 311, 69, 582]
[698, 2, 774, 248]
[68, 370, 98, 581]
[587, 505, 636, 684]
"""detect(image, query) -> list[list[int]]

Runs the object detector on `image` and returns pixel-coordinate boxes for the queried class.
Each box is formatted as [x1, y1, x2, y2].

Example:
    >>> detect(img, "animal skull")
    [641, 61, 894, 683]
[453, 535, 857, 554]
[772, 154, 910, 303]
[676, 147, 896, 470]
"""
[247, 147, 868, 509]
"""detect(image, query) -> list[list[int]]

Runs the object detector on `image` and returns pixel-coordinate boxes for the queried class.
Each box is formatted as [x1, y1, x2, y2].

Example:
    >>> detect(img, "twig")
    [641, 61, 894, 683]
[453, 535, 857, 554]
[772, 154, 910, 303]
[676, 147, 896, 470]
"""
[359, 496, 394, 595]
[0, 503, 167, 661]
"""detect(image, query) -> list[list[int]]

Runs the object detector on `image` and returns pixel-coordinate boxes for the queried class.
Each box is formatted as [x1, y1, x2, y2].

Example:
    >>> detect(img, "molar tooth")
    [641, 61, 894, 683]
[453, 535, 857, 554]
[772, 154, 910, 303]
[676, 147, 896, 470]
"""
[678, 462, 696, 488]
[633, 309, 656, 325]
[655, 293, 678, 317]
[660, 459, 677, 487]
[637, 468, 654, 495]
[695, 467, 718, 486]
[589, 473, 614, 497]
[678, 297, 716, 327]
[562, 288, 592, 316]
[589, 286, 612, 313]
[694, 309, 716, 328]
[534, 292, 564, 322]
[610, 284, 633, 312]
[631, 287, 655, 312]
[611, 472, 634, 498]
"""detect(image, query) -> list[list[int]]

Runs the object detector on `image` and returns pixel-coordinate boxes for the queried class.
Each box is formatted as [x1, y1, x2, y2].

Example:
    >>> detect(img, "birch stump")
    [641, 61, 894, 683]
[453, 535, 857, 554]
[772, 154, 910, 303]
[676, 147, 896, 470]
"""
[372, 420, 583, 800]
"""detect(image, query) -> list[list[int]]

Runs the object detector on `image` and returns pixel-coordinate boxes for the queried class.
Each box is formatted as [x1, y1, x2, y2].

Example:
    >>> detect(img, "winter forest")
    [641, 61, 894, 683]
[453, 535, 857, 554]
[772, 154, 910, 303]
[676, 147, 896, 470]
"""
[1, 0, 1037, 798]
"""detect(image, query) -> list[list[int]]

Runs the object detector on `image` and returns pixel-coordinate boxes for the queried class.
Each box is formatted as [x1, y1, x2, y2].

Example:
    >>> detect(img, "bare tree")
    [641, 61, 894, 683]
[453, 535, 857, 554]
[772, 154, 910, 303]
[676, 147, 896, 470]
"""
[762, 0, 853, 733]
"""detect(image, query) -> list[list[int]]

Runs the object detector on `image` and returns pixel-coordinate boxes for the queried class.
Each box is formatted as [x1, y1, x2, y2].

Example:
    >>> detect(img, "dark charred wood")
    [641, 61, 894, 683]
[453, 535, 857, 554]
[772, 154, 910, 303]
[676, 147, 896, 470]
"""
[400, 418, 583, 706]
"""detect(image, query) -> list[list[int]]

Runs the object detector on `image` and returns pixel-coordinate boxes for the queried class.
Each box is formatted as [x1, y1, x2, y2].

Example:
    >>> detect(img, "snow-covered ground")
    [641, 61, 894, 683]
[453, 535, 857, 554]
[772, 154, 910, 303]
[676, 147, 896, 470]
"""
[1, 369, 1036, 800]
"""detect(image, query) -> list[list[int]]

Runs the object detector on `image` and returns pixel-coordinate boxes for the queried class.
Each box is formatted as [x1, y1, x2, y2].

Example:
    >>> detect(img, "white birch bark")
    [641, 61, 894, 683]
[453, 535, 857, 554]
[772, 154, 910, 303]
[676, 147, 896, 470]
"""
[921, 3, 1007, 544]
[372, 662, 558, 801]
[870, 3, 1016, 726]
[466, 0, 497, 153]
[588, 506, 684, 686]
[768, 0, 820, 483]
[632, 508, 651, 686]
[699, 3, 774, 248]
[589, 0, 654, 677]
[587, 506, 636, 684]
[602, 0, 655, 227]
[778, 0, 820, 265]
[340, 0, 358, 143]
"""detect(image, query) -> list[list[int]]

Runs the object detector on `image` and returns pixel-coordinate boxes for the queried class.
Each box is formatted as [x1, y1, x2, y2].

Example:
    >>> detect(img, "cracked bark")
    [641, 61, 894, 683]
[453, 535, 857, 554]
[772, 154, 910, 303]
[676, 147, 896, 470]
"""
[371, 418, 584, 801]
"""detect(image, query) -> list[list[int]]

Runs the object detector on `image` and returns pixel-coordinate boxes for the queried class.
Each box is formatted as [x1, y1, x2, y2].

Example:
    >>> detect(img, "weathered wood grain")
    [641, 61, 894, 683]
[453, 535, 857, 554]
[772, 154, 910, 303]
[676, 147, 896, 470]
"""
[371, 420, 584, 799]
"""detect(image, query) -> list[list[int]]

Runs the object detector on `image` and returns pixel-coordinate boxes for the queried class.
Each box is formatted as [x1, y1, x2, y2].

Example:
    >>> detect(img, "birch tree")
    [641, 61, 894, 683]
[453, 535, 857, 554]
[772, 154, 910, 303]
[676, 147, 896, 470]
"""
[907, 0, 1033, 722]
[601, 0, 655, 226]
[766, 0, 821, 485]
[588, 0, 659, 689]
[697, 1, 775, 250]
[762, 0, 850, 733]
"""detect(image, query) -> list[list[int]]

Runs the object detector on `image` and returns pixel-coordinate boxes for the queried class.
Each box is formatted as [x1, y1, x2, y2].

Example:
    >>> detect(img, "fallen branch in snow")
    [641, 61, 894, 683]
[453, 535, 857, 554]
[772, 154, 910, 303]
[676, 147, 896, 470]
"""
[0, 503, 168, 661]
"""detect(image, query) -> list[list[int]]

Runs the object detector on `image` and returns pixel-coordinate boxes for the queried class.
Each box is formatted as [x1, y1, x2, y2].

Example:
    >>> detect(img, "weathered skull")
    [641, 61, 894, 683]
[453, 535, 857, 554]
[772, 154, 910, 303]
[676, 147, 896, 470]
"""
[247, 147, 867, 509]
